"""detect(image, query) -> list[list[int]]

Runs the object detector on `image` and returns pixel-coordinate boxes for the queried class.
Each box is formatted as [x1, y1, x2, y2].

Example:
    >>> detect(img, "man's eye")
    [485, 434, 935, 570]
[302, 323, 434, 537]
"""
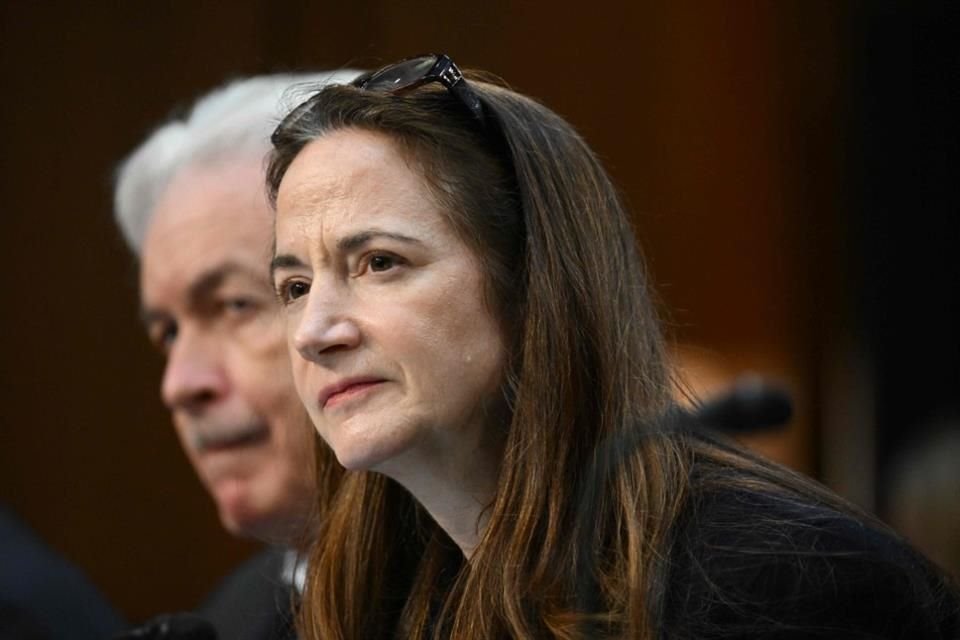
[223, 297, 256, 313]
[149, 323, 177, 354]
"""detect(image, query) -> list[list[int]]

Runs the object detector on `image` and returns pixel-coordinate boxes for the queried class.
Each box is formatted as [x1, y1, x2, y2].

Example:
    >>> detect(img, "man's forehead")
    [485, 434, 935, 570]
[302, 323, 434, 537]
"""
[140, 169, 276, 313]
[152, 161, 271, 230]
[144, 159, 273, 261]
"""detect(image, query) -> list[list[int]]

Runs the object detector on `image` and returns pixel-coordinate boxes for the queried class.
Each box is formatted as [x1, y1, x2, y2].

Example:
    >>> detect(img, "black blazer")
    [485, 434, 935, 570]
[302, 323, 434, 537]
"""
[662, 486, 959, 639]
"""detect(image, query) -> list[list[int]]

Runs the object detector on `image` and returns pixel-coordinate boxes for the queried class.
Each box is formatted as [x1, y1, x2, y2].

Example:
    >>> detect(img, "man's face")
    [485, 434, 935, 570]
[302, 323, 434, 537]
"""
[139, 159, 315, 544]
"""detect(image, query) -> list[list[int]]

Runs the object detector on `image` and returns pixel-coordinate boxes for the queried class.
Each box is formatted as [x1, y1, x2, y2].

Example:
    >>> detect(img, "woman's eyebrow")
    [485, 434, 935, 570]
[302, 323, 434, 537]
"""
[270, 254, 306, 280]
[336, 230, 422, 252]
[270, 231, 424, 279]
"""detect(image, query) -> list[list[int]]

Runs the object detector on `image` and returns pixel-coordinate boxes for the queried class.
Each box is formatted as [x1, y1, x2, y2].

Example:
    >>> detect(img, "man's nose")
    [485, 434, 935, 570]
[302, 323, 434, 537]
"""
[160, 329, 229, 412]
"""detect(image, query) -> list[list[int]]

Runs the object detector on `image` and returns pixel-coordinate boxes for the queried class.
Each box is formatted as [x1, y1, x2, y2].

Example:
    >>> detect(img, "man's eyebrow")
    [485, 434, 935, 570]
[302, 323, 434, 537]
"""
[140, 262, 268, 323]
[139, 307, 169, 329]
[187, 262, 269, 301]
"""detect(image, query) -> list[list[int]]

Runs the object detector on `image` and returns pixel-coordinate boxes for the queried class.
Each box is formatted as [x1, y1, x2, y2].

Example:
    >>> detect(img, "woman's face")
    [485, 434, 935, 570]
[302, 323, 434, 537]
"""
[272, 128, 507, 476]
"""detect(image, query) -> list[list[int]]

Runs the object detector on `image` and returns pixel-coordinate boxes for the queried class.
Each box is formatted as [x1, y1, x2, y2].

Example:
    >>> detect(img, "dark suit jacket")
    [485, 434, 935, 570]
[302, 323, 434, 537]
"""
[198, 548, 297, 640]
[0, 505, 125, 640]
[662, 486, 960, 639]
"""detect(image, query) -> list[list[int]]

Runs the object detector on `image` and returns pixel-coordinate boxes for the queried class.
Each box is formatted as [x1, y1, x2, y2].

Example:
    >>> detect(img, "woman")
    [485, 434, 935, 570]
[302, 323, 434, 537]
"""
[267, 55, 958, 638]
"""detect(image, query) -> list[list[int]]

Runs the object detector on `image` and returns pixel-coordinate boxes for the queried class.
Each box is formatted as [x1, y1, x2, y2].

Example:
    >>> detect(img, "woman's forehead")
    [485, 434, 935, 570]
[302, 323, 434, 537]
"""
[273, 130, 452, 246]
[277, 131, 408, 209]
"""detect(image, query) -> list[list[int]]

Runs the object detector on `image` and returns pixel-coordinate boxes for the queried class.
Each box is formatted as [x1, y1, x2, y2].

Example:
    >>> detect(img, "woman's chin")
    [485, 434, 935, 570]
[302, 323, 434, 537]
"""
[332, 446, 389, 472]
[330, 437, 413, 475]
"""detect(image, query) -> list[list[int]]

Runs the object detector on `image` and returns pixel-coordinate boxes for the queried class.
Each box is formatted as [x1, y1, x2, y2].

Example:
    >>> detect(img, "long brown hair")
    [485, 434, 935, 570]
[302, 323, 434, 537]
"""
[267, 74, 877, 638]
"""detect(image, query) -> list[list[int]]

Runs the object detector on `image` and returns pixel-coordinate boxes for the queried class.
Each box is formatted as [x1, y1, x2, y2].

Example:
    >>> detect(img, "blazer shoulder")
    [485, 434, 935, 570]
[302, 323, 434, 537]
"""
[662, 486, 960, 639]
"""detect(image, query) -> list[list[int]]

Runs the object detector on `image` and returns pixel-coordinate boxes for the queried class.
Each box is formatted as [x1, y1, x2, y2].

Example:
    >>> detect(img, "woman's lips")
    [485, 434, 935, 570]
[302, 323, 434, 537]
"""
[320, 378, 385, 409]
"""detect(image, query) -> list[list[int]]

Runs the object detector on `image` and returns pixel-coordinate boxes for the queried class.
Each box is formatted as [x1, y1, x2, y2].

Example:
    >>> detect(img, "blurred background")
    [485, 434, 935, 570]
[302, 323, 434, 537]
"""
[1, 0, 956, 623]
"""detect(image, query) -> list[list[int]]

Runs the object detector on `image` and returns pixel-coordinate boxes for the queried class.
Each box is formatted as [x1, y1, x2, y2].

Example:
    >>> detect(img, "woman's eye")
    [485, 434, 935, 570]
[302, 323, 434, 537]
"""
[368, 253, 398, 272]
[278, 280, 310, 304]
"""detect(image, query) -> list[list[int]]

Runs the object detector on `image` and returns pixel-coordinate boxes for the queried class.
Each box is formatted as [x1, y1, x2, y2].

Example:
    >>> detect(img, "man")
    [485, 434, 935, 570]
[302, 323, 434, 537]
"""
[113, 71, 358, 639]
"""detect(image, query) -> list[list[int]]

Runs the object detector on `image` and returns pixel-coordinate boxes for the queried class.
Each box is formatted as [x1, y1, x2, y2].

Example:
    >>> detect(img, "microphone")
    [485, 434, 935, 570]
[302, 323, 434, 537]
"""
[695, 375, 793, 433]
[113, 613, 218, 640]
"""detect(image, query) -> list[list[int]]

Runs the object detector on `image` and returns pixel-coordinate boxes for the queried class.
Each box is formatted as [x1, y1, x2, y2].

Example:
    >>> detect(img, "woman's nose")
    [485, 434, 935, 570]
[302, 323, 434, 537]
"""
[292, 290, 361, 363]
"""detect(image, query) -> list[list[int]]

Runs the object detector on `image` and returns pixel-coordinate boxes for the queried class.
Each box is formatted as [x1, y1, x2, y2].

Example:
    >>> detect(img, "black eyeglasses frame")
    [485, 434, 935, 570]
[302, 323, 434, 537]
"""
[352, 53, 486, 124]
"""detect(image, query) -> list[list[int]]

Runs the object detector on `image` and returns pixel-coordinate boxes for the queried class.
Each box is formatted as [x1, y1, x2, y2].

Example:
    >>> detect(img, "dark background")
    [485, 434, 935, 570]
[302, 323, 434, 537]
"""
[1, 1, 955, 623]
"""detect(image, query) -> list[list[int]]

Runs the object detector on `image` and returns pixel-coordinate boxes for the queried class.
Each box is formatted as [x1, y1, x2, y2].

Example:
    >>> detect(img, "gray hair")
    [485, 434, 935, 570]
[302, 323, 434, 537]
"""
[113, 70, 360, 253]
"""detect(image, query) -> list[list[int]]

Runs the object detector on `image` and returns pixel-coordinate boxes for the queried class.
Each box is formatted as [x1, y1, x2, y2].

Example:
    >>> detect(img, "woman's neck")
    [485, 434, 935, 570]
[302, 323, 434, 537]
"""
[377, 424, 502, 558]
